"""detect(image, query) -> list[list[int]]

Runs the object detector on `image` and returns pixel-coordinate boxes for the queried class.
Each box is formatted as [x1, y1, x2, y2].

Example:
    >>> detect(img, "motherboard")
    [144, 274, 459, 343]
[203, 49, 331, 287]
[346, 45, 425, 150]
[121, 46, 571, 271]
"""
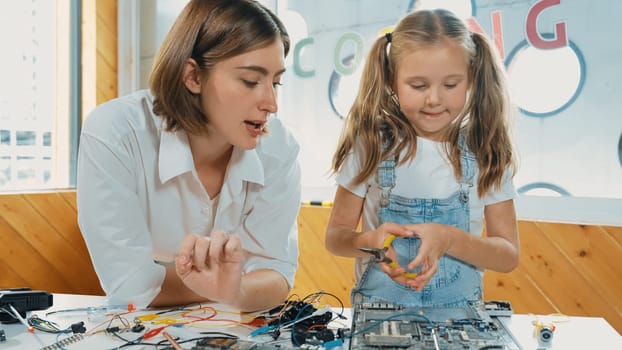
[349, 301, 521, 350]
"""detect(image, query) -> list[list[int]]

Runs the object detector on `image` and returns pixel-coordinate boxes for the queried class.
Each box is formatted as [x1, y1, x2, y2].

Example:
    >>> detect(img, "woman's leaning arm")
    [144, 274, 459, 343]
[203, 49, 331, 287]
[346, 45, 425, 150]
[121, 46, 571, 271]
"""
[150, 266, 209, 307]
[150, 267, 289, 312]
[235, 269, 291, 311]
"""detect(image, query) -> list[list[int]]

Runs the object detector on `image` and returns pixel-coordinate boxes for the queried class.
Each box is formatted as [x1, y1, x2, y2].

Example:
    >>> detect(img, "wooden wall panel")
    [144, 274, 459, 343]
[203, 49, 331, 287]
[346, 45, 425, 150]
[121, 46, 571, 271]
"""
[0, 193, 102, 295]
[605, 225, 622, 246]
[96, 0, 117, 105]
[515, 221, 621, 331]
[484, 265, 559, 314]
[82, 0, 117, 118]
[296, 207, 355, 300]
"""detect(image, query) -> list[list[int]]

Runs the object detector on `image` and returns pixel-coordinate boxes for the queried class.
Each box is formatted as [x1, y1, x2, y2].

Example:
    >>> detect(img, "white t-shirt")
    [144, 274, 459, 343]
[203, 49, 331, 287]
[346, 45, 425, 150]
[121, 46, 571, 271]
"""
[336, 136, 516, 237]
[77, 90, 301, 307]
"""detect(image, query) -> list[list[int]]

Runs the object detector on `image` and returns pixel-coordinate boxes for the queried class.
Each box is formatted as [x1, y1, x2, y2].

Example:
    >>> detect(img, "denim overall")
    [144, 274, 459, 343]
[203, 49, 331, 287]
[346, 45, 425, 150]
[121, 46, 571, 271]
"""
[351, 138, 482, 307]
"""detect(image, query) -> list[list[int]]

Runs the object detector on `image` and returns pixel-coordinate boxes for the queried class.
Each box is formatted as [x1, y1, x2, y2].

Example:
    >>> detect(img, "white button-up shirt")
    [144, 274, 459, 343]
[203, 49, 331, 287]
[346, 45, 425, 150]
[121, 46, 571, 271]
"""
[77, 90, 301, 307]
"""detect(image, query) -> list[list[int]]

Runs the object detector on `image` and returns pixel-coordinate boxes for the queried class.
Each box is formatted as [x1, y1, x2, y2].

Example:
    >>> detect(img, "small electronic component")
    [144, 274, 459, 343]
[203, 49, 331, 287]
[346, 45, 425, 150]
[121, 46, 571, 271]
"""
[40, 334, 85, 350]
[292, 327, 335, 346]
[0, 288, 53, 324]
[192, 337, 238, 350]
[364, 319, 414, 347]
[483, 300, 514, 317]
[533, 320, 555, 347]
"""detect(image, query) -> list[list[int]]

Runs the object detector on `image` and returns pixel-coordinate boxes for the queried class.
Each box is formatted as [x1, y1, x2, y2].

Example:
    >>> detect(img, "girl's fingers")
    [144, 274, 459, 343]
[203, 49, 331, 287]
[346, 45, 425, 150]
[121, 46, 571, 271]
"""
[407, 255, 423, 271]
[379, 223, 415, 238]
[380, 263, 404, 277]
[416, 261, 436, 284]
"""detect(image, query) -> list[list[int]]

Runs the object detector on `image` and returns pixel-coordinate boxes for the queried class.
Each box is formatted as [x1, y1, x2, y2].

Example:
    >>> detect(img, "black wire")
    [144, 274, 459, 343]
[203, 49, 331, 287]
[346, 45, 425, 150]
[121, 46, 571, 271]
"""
[106, 314, 131, 331]
[197, 331, 239, 338]
[154, 302, 200, 315]
[290, 302, 318, 346]
[107, 331, 158, 349]
[107, 330, 241, 349]
[302, 290, 346, 320]
[179, 335, 236, 345]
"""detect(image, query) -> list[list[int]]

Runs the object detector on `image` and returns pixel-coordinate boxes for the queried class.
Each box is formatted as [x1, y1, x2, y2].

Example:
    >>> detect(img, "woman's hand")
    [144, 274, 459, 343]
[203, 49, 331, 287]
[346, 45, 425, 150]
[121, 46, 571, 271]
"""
[175, 231, 245, 305]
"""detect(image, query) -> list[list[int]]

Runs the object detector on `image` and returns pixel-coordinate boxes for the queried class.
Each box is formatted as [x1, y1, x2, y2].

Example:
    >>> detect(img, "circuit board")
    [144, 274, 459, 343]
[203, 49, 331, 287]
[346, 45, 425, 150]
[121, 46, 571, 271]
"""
[349, 301, 522, 350]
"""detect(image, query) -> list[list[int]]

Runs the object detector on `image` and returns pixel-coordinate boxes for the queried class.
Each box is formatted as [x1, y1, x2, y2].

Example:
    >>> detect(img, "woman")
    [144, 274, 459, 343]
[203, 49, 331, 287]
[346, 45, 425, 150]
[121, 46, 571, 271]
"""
[77, 0, 301, 312]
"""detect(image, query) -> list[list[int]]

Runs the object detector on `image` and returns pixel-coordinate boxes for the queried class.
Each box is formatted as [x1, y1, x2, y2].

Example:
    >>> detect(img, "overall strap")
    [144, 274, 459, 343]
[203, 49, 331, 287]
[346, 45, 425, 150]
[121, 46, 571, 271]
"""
[378, 141, 396, 207]
[458, 133, 475, 203]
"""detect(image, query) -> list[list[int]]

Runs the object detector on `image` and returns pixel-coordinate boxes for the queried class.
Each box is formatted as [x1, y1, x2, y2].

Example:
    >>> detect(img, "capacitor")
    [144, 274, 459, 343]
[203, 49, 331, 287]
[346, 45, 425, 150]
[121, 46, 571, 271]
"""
[533, 321, 555, 346]
[538, 324, 554, 343]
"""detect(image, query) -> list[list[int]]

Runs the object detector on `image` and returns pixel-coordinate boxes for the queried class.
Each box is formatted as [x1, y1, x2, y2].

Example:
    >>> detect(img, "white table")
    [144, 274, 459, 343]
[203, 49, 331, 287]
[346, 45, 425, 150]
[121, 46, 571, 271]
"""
[499, 313, 622, 349]
[2, 294, 621, 349]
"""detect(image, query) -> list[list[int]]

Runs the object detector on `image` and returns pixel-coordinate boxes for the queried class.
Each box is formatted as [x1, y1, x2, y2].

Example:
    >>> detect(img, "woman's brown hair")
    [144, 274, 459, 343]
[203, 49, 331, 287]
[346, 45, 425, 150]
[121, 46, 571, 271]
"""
[149, 0, 290, 134]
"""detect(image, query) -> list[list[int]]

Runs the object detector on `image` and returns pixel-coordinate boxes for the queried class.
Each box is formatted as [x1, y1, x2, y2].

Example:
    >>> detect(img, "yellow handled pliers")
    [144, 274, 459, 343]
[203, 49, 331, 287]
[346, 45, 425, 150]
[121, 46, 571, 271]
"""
[358, 234, 418, 278]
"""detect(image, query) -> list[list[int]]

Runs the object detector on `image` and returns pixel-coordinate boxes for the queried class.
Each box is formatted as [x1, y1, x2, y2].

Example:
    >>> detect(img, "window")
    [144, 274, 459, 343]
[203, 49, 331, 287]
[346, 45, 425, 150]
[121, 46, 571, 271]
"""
[0, 0, 79, 191]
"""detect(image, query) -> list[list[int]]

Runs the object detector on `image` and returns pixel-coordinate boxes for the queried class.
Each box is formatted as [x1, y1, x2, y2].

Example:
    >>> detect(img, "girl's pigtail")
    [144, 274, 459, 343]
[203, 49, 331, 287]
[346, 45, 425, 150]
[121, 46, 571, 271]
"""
[332, 35, 395, 184]
[468, 32, 514, 197]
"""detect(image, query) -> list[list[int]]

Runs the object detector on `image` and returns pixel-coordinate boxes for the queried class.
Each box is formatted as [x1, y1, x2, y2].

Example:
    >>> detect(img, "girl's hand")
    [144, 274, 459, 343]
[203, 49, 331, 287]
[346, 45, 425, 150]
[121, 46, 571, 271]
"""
[403, 223, 452, 291]
[175, 231, 245, 305]
[369, 222, 414, 248]
[369, 223, 416, 284]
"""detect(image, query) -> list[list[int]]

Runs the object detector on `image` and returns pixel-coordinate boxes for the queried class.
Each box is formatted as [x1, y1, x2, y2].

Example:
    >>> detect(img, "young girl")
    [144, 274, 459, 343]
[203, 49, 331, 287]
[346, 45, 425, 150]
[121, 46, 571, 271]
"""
[325, 8, 519, 307]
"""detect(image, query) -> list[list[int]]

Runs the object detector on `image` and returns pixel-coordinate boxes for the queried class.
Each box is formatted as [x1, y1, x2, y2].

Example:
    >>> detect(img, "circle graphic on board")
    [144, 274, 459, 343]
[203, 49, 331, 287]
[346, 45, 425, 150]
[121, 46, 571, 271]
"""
[517, 182, 571, 197]
[506, 35, 585, 117]
[618, 132, 622, 167]
[328, 54, 365, 119]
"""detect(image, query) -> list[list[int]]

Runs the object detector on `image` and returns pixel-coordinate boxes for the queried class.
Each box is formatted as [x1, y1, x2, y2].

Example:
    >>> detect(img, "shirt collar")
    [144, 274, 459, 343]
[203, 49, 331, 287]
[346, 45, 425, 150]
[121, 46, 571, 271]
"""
[158, 128, 194, 184]
[158, 127, 265, 188]
[228, 146, 265, 189]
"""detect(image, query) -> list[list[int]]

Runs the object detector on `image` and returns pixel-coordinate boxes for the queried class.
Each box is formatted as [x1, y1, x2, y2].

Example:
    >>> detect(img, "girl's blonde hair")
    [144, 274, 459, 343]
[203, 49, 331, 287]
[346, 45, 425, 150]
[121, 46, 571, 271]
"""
[149, 0, 290, 134]
[332, 8, 515, 198]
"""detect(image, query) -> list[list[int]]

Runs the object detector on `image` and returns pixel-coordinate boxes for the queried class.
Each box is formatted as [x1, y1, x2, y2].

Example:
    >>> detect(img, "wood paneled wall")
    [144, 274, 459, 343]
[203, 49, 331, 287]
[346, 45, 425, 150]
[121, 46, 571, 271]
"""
[0, 192, 102, 295]
[82, 0, 118, 118]
[0, 193, 620, 335]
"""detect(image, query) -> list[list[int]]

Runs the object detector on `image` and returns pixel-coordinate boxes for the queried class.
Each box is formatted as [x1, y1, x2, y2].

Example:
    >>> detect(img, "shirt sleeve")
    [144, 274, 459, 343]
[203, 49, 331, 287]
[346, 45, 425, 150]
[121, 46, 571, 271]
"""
[484, 167, 518, 205]
[77, 115, 164, 308]
[238, 122, 302, 288]
[335, 148, 368, 198]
